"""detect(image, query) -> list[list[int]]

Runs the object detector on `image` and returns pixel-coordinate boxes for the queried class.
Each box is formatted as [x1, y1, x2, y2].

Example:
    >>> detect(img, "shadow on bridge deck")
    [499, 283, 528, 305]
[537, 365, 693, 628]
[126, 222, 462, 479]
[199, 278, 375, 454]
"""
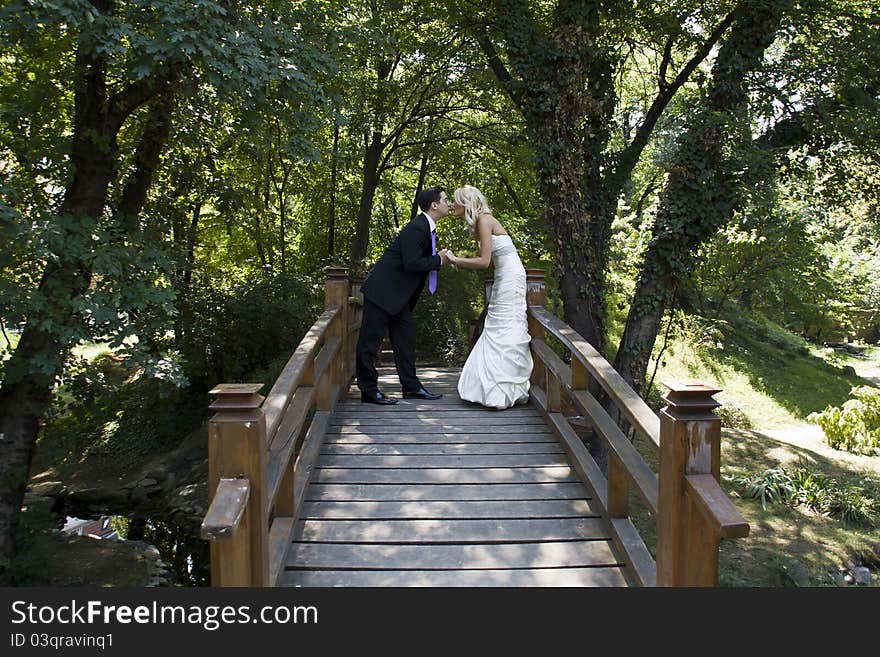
[280, 366, 632, 587]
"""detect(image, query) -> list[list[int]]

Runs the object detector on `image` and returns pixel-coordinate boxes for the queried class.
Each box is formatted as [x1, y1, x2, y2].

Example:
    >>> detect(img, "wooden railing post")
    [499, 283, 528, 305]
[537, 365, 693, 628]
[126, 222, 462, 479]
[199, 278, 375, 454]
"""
[207, 384, 270, 586]
[321, 267, 348, 409]
[656, 381, 723, 586]
[526, 269, 546, 387]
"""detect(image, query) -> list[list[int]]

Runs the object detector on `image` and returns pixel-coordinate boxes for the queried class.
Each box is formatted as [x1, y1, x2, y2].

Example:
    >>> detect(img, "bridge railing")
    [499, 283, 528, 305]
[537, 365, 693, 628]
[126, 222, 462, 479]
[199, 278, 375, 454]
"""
[199, 267, 359, 586]
[523, 269, 749, 586]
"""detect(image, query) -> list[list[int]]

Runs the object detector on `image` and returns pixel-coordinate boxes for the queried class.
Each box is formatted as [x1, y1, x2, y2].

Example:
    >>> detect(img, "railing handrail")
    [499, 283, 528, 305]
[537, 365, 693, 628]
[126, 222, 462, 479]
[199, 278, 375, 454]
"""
[263, 306, 341, 442]
[528, 305, 661, 449]
[201, 267, 360, 587]
[523, 269, 748, 587]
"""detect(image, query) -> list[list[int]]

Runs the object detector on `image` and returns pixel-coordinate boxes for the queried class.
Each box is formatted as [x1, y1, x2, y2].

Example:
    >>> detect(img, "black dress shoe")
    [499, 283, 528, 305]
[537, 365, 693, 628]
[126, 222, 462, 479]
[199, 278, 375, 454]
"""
[361, 390, 398, 405]
[402, 387, 443, 400]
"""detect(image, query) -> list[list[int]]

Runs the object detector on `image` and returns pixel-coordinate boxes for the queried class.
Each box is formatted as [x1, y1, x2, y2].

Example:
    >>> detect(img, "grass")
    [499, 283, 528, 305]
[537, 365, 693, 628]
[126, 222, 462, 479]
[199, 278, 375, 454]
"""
[648, 313, 876, 428]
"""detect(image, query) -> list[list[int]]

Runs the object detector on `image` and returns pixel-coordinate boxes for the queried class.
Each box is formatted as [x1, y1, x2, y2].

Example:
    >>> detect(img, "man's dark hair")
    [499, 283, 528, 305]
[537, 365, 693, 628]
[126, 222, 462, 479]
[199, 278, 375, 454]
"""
[416, 186, 445, 212]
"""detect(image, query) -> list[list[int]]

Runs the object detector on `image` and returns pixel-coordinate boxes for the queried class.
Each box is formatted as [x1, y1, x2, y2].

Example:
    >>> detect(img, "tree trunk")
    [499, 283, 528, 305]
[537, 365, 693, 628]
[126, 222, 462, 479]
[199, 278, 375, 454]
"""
[115, 95, 174, 231]
[614, 0, 791, 398]
[327, 122, 340, 257]
[0, 0, 176, 557]
[350, 130, 383, 266]
[0, 46, 119, 558]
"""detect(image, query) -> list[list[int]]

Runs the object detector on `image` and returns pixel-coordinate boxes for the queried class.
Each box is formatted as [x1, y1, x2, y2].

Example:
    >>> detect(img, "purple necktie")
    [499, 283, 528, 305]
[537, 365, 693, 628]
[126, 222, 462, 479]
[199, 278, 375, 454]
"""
[429, 230, 438, 294]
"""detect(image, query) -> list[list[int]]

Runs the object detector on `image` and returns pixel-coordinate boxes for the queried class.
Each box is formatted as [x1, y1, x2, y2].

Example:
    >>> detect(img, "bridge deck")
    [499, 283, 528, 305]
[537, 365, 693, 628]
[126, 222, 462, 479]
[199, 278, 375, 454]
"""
[280, 367, 632, 586]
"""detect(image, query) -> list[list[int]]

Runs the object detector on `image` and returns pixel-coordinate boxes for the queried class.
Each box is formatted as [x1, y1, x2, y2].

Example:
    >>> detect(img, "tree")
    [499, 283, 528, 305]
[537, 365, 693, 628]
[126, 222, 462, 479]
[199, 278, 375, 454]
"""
[0, 0, 330, 560]
[467, 0, 736, 351]
[615, 0, 880, 398]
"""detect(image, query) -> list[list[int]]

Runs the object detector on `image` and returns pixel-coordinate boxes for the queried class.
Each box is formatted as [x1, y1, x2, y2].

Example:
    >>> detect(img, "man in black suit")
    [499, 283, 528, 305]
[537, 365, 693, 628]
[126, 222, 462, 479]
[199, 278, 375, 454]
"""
[356, 186, 451, 404]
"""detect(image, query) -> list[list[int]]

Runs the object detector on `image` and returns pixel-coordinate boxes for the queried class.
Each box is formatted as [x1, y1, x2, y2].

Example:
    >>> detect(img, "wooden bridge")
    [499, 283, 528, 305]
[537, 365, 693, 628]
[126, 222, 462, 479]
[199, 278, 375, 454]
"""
[200, 268, 749, 587]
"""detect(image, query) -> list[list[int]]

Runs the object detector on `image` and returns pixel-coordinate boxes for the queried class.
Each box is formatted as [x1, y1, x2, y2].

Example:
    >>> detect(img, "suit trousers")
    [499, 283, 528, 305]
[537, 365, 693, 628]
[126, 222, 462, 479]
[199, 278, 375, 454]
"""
[356, 299, 421, 394]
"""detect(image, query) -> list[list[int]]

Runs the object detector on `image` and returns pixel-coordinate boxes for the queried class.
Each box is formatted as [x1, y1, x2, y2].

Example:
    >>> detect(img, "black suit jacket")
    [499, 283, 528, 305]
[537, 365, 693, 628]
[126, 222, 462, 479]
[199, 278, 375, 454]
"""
[361, 213, 441, 315]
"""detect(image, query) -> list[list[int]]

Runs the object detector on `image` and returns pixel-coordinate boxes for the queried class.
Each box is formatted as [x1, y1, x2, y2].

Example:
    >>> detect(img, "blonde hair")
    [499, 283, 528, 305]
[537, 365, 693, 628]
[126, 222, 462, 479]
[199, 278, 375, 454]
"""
[453, 185, 492, 236]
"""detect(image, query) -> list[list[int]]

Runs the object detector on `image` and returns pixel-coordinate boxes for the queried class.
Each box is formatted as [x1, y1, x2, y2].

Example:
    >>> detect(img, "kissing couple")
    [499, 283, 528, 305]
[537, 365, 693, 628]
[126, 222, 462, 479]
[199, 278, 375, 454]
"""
[355, 185, 534, 410]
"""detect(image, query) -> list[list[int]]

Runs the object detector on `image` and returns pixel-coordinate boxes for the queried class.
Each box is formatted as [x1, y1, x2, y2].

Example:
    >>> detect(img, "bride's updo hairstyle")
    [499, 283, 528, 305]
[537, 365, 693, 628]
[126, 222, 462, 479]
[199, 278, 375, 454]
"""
[454, 185, 491, 236]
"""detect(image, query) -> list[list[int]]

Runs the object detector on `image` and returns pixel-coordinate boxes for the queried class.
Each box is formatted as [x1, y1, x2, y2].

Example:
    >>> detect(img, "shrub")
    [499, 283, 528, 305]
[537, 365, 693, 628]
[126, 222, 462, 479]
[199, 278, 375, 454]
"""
[729, 465, 878, 528]
[179, 273, 322, 392]
[807, 386, 880, 455]
[715, 398, 753, 430]
[729, 468, 796, 509]
[826, 486, 878, 527]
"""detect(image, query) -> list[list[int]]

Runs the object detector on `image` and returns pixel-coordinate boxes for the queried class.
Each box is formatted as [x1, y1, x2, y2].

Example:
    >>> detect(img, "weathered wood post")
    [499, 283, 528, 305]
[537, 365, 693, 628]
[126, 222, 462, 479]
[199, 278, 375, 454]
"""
[321, 267, 349, 410]
[206, 383, 269, 586]
[526, 269, 546, 389]
[656, 381, 723, 586]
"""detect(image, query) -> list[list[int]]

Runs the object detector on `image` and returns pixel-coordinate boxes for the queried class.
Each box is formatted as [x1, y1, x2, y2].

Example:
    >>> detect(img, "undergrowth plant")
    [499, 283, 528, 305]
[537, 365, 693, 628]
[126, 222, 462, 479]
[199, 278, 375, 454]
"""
[727, 465, 878, 527]
[807, 386, 880, 455]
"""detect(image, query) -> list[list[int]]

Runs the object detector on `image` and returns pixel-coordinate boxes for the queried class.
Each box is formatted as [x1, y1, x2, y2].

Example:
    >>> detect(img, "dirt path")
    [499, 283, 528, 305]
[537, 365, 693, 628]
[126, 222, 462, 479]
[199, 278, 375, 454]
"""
[857, 363, 880, 386]
[753, 353, 880, 476]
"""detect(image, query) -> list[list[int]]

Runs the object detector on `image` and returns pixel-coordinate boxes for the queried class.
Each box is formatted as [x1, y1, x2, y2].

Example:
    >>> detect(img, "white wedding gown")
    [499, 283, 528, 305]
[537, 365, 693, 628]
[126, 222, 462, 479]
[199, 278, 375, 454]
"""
[458, 234, 533, 409]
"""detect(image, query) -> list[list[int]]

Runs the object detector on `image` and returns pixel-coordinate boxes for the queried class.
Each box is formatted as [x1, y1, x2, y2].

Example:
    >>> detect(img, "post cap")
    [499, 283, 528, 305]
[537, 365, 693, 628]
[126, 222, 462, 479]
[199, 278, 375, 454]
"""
[208, 383, 265, 412]
[662, 380, 722, 418]
[324, 266, 348, 281]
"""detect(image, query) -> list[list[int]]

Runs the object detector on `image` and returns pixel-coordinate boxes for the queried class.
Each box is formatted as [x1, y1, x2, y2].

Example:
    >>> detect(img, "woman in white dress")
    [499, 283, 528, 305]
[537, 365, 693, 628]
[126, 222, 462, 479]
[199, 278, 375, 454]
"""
[447, 185, 533, 409]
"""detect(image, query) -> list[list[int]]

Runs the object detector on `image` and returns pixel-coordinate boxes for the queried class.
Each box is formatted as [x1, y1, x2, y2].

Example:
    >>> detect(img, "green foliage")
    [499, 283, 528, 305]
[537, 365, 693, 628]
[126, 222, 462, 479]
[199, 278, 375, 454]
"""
[0, 504, 57, 585]
[826, 485, 878, 527]
[412, 266, 483, 366]
[179, 273, 322, 392]
[39, 360, 204, 468]
[730, 468, 797, 509]
[728, 464, 878, 527]
[808, 386, 880, 455]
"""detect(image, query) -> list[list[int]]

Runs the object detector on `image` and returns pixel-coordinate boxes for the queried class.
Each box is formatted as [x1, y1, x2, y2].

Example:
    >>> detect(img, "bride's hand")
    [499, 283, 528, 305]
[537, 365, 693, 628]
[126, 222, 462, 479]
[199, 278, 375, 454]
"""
[446, 251, 456, 265]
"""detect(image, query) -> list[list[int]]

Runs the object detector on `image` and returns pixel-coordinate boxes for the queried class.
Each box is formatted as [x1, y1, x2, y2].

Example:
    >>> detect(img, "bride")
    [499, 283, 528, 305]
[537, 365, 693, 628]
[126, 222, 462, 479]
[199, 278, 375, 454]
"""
[447, 185, 533, 409]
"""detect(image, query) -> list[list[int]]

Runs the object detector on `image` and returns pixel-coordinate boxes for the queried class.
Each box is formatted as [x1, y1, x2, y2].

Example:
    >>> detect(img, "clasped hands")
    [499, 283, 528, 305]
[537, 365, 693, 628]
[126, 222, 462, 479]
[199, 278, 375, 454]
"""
[439, 248, 457, 266]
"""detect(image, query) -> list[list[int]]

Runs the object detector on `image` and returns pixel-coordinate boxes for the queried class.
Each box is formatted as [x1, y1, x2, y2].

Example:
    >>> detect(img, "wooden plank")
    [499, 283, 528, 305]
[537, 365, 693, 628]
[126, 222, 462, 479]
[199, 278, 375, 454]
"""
[327, 425, 547, 435]
[266, 386, 315, 507]
[336, 401, 476, 411]
[331, 409, 541, 420]
[330, 417, 546, 427]
[313, 336, 341, 390]
[304, 482, 590, 501]
[321, 443, 564, 455]
[201, 478, 250, 540]
[323, 433, 557, 444]
[316, 454, 570, 469]
[531, 386, 608, 508]
[290, 411, 330, 516]
[609, 518, 657, 588]
[300, 499, 598, 519]
[295, 518, 608, 543]
[311, 466, 580, 484]
[281, 567, 629, 587]
[268, 517, 295, 586]
[286, 540, 621, 569]
[571, 389, 659, 516]
[685, 474, 750, 539]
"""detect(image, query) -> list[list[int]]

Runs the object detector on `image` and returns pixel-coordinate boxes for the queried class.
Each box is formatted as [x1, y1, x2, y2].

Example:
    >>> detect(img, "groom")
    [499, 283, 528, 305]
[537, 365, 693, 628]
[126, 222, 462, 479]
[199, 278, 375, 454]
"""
[356, 186, 451, 404]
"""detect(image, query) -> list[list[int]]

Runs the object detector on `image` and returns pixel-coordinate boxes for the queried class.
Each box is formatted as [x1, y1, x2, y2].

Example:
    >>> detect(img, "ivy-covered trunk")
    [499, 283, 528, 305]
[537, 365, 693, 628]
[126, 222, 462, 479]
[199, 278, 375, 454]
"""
[484, 0, 617, 352]
[614, 0, 792, 399]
